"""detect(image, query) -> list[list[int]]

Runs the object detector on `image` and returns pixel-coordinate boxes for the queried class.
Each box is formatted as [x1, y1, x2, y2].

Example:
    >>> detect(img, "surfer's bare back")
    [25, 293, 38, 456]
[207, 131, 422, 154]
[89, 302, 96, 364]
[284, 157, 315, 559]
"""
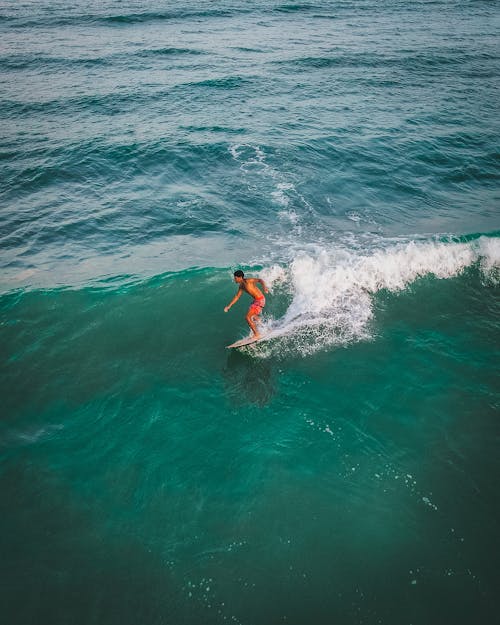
[224, 270, 269, 338]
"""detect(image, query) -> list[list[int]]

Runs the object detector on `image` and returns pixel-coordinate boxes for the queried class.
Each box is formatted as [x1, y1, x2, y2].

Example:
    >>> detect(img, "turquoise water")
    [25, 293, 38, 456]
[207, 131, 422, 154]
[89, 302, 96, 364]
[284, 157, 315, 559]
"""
[1, 1, 499, 623]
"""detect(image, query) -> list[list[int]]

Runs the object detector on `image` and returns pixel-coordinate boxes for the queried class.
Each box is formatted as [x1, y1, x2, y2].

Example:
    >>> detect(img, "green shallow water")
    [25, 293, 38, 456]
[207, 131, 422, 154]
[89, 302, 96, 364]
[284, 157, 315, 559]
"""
[1, 263, 498, 624]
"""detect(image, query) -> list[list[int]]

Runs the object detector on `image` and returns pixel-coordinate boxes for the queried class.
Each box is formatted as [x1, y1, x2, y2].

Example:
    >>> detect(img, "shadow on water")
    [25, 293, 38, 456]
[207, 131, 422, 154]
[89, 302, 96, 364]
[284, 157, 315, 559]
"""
[222, 349, 276, 407]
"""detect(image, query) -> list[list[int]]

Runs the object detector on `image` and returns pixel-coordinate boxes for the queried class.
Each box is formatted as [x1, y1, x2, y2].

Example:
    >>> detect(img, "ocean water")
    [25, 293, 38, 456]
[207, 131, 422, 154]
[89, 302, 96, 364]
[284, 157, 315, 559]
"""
[1, 1, 499, 623]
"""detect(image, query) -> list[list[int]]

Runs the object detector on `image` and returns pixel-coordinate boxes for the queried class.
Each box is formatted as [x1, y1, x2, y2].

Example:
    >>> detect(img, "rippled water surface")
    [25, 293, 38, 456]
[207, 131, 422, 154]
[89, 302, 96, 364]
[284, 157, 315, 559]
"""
[1, 1, 499, 624]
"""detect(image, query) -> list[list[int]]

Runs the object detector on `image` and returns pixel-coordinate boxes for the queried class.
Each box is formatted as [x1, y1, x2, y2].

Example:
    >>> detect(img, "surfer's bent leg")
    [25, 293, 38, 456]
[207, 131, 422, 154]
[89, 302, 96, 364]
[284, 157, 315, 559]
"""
[246, 311, 260, 337]
[246, 299, 265, 338]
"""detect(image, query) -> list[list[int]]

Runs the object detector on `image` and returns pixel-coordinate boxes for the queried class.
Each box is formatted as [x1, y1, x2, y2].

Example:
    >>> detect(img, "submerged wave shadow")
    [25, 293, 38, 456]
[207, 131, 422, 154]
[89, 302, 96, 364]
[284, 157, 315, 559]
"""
[222, 351, 276, 407]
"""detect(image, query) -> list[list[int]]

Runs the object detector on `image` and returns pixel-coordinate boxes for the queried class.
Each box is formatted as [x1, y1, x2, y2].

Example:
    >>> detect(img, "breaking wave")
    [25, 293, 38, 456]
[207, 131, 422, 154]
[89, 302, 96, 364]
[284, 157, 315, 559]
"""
[251, 236, 500, 357]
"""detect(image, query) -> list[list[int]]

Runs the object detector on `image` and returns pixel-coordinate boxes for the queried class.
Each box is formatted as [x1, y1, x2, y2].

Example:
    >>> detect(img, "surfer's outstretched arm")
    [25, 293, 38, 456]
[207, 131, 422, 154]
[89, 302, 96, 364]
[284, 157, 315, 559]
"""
[224, 288, 242, 312]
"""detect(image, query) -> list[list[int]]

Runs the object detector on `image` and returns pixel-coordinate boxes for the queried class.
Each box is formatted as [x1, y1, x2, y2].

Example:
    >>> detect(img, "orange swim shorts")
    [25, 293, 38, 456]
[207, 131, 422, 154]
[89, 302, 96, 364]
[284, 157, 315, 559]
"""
[248, 296, 265, 315]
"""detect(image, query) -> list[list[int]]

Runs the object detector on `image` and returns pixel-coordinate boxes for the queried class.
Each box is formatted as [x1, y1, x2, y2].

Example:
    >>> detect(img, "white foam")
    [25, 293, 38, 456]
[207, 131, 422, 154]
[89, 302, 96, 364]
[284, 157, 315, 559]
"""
[271, 182, 294, 207]
[255, 237, 497, 357]
[260, 263, 287, 290]
[228, 143, 304, 211]
[477, 236, 500, 284]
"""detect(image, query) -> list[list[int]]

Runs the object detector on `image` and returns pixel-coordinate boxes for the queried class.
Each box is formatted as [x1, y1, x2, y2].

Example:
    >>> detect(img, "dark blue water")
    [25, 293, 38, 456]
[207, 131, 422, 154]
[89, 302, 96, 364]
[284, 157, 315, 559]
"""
[1, 1, 499, 624]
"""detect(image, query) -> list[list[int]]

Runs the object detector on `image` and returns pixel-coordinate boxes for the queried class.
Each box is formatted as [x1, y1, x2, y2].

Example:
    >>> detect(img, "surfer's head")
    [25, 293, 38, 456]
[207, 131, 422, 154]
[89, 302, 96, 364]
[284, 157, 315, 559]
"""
[234, 269, 244, 283]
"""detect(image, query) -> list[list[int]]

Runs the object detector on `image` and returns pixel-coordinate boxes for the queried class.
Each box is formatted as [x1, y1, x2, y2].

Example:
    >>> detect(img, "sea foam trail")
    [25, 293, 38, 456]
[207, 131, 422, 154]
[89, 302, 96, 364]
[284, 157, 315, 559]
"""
[254, 237, 499, 357]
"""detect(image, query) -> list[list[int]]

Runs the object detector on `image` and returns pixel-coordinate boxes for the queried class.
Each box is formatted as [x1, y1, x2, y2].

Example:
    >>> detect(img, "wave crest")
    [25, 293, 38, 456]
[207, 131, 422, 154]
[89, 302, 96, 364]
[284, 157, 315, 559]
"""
[253, 237, 499, 357]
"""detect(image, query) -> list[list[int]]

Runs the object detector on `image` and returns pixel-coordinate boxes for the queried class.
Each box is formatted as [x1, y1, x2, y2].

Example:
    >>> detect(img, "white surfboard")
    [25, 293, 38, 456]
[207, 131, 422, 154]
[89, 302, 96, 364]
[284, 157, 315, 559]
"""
[226, 334, 269, 349]
[226, 323, 290, 349]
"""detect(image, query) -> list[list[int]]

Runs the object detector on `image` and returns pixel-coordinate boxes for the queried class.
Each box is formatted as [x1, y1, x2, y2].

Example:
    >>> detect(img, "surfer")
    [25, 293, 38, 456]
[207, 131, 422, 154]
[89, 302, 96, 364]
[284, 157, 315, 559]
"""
[224, 270, 269, 338]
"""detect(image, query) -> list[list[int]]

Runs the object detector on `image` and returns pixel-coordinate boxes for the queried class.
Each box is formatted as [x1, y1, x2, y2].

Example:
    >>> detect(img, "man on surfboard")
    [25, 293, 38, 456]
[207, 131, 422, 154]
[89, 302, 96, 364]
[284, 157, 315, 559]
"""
[224, 270, 269, 339]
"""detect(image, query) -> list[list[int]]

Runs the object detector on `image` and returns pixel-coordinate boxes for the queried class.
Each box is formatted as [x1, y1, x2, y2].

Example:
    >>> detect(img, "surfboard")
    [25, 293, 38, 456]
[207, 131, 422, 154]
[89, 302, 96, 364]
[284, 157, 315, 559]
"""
[226, 335, 268, 349]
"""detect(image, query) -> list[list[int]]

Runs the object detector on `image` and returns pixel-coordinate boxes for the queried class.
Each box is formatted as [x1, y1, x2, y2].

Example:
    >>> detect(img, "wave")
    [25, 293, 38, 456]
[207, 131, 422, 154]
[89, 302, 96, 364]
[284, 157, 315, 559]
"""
[137, 47, 205, 58]
[272, 50, 498, 73]
[0, 2, 348, 29]
[274, 3, 318, 13]
[1, 6, 253, 29]
[3, 0, 497, 31]
[3, 236, 498, 362]
[181, 125, 247, 135]
[1, 135, 236, 198]
[0, 53, 111, 71]
[0, 47, 205, 71]
[1, 89, 146, 119]
[100, 6, 251, 24]
[1, 71, 250, 119]
[189, 76, 251, 90]
[251, 236, 500, 357]
[0, 136, 239, 255]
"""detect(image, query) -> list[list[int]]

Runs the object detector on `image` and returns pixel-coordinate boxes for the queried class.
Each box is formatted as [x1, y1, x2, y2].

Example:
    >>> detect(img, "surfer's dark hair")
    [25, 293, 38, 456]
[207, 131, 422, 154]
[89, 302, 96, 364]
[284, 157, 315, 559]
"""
[234, 270, 244, 278]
